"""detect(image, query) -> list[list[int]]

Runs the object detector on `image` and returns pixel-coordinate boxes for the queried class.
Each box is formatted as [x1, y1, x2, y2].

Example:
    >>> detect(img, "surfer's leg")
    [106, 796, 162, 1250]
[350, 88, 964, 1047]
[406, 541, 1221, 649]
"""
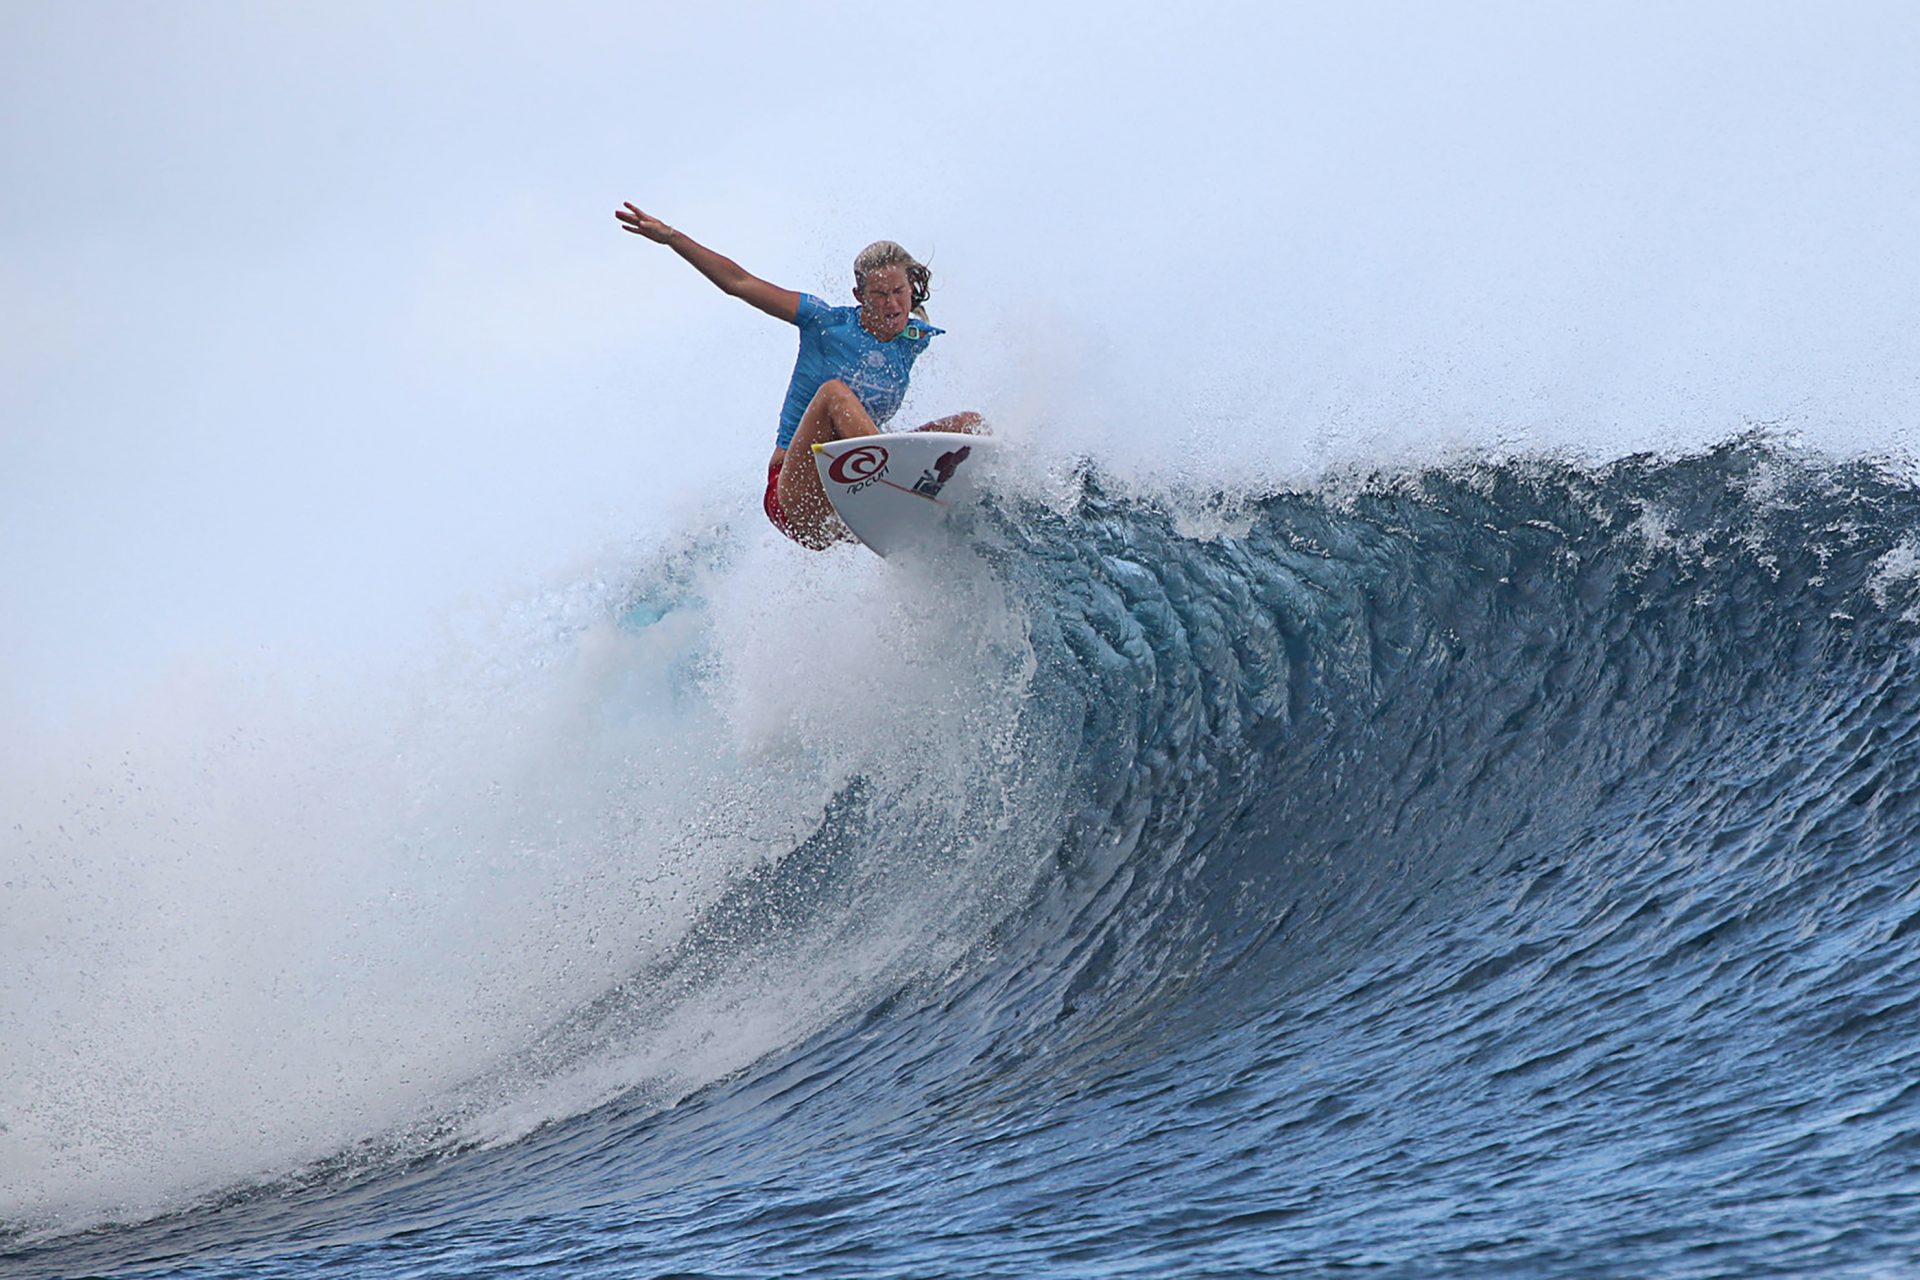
[913, 410, 985, 435]
[778, 380, 875, 550]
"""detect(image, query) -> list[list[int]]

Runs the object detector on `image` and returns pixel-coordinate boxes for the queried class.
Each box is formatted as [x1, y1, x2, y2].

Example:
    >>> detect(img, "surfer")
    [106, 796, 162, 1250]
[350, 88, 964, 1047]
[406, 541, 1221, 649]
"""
[615, 203, 981, 549]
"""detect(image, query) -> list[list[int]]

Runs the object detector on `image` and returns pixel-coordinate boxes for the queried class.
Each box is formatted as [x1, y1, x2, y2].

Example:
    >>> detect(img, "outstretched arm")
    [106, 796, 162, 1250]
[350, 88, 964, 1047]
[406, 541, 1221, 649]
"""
[615, 203, 800, 323]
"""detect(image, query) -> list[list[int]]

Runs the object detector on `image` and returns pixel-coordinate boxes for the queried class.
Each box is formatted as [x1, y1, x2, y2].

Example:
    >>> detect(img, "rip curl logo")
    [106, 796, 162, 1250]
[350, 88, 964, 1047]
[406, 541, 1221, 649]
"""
[827, 443, 890, 493]
[911, 446, 972, 498]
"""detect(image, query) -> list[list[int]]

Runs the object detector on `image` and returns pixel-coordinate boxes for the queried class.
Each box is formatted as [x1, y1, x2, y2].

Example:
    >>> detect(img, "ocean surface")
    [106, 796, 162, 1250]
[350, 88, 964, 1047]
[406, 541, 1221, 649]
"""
[9, 439, 1920, 1278]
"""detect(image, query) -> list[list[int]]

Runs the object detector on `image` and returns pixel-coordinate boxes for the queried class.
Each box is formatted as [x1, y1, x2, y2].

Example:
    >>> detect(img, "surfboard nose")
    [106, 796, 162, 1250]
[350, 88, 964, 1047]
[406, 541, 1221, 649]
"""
[811, 431, 996, 558]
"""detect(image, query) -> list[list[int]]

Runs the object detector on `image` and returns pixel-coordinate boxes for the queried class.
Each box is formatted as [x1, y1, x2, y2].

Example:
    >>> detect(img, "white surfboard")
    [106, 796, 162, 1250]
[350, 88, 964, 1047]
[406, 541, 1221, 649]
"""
[811, 431, 997, 557]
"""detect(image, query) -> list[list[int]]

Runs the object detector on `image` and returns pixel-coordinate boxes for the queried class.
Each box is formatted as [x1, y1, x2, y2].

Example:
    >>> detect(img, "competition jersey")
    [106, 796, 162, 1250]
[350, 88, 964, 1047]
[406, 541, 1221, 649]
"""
[775, 293, 943, 449]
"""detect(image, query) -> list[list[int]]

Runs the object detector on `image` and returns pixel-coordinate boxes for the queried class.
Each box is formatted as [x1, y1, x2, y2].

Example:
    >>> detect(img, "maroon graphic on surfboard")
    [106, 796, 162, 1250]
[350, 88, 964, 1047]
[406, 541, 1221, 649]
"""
[911, 446, 971, 498]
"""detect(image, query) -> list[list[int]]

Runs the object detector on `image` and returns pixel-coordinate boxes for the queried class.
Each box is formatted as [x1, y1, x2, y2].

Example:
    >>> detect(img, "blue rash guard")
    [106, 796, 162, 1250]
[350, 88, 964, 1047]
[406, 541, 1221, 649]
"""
[774, 293, 944, 449]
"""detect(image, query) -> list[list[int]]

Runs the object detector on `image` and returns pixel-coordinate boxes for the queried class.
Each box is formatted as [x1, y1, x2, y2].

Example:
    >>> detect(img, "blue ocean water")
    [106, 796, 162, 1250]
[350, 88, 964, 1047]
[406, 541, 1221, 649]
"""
[9, 439, 1920, 1278]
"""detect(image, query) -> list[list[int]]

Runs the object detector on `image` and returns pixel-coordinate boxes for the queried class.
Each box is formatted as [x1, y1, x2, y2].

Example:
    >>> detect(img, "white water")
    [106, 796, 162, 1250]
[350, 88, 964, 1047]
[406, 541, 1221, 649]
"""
[5, 0, 1919, 1233]
[2, 532, 1048, 1229]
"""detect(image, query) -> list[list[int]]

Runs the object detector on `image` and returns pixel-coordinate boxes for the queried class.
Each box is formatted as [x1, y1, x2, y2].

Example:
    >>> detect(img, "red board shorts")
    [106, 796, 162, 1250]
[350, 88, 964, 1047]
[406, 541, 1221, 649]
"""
[763, 458, 800, 543]
[764, 454, 854, 548]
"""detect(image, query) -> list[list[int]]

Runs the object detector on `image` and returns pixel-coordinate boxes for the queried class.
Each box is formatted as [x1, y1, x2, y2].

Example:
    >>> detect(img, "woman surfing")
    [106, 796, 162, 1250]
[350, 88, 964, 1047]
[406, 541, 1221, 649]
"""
[615, 203, 981, 549]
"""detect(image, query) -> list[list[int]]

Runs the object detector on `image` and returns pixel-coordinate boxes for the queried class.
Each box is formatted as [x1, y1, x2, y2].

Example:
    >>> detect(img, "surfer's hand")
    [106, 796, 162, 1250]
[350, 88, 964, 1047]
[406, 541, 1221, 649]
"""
[615, 202, 675, 244]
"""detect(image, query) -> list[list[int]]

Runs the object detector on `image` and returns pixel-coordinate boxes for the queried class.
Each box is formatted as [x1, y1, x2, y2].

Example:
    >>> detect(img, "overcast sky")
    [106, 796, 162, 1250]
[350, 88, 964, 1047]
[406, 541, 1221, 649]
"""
[6, 1, 1920, 720]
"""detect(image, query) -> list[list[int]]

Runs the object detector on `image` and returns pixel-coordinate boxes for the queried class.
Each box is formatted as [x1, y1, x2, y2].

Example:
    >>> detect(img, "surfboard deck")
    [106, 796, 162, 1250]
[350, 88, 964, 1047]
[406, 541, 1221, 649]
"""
[811, 431, 996, 558]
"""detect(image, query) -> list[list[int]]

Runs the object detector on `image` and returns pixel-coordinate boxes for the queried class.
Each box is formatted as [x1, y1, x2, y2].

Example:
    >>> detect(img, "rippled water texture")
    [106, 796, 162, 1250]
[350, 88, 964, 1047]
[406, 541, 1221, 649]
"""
[10, 442, 1920, 1278]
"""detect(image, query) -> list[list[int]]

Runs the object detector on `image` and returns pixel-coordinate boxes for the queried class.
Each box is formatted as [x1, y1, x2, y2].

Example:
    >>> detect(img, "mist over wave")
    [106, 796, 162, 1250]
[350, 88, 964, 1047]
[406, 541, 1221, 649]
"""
[9, 2, 1920, 728]
[1, 509, 1044, 1227]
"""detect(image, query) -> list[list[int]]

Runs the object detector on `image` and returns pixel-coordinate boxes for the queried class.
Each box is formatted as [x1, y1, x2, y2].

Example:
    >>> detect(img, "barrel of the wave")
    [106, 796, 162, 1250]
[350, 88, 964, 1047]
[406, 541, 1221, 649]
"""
[811, 431, 1000, 557]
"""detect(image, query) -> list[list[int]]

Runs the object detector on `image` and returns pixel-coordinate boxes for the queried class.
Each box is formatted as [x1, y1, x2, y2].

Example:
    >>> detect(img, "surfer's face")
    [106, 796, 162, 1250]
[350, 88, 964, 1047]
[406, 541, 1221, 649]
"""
[855, 265, 913, 341]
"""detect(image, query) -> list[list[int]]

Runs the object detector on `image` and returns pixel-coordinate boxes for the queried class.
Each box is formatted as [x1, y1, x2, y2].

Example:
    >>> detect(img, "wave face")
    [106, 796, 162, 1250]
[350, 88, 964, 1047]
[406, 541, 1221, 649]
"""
[11, 440, 1920, 1278]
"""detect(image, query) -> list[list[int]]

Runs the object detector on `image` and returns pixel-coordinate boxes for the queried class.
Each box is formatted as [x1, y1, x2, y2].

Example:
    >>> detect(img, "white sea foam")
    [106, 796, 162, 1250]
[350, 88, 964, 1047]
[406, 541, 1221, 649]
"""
[0, 516, 1048, 1233]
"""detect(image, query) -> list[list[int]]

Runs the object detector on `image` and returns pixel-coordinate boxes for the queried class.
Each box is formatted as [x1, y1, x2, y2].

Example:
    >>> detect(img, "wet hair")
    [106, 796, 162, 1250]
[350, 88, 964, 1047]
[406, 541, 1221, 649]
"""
[853, 240, 931, 319]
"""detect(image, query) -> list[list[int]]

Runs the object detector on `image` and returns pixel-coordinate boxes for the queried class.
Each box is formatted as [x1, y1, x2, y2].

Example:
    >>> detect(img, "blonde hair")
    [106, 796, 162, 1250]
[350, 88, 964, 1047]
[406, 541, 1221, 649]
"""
[853, 240, 931, 320]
